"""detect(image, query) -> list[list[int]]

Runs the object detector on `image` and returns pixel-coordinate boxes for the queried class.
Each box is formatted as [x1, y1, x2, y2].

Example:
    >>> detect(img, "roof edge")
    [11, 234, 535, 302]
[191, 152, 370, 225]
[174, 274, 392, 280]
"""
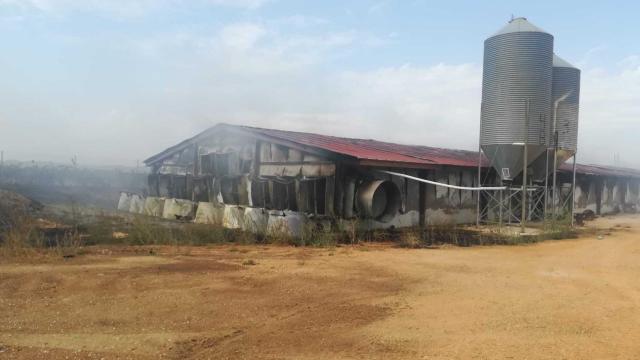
[143, 123, 226, 165]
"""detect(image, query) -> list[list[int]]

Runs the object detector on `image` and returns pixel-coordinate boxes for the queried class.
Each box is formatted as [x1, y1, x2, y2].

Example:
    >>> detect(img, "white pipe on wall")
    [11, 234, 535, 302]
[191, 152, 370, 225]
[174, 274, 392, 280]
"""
[380, 170, 507, 191]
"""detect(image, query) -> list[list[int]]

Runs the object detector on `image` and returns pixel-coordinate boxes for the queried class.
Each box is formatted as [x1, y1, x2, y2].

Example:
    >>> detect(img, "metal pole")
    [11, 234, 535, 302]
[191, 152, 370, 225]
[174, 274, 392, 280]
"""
[543, 148, 549, 222]
[521, 99, 529, 234]
[508, 189, 512, 224]
[476, 103, 483, 227]
[550, 93, 571, 223]
[551, 97, 563, 221]
[476, 145, 482, 227]
[499, 189, 503, 231]
[528, 187, 533, 222]
[552, 131, 558, 221]
[571, 153, 577, 227]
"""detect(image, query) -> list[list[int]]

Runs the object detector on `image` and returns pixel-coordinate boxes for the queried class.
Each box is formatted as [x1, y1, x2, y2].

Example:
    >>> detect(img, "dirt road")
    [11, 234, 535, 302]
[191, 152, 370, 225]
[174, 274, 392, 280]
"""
[2, 215, 640, 359]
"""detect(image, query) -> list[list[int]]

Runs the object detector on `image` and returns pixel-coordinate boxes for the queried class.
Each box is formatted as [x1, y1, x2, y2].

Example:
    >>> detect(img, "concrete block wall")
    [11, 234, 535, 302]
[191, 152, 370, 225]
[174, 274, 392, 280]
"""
[162, 198, 196, 219]
[267, 210, 304, 238]
[243, 208, 269, 234]
[143, 197, 165, 217]
[194, 202, 223, 225]
[222, 206, 244, 229]
[129, 194, 145, 214]
[117, 192, 132, 212]
[119, 196, 319, 238]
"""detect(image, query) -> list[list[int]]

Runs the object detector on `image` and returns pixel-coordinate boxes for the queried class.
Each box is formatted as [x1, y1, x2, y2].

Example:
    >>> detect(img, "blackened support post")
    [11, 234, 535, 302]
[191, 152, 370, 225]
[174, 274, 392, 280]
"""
[419, 170, 427, 230]
[252, 140, 262, 179]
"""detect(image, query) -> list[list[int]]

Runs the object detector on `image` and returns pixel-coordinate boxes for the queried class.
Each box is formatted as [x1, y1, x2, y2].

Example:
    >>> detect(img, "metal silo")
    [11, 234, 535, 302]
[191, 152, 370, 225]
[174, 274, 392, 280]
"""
[530, 54, 581, 180]
[480, 17, 554, 181]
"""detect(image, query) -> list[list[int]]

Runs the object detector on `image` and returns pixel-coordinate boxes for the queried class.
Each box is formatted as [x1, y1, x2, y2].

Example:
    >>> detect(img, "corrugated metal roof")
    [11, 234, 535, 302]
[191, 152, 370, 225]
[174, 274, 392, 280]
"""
[553, 54, 577, 69]
[237, 124, 486, 168]
[492, 17, 550, 36]
[559, 163, 640, 178]
[144, 123, 640, 179]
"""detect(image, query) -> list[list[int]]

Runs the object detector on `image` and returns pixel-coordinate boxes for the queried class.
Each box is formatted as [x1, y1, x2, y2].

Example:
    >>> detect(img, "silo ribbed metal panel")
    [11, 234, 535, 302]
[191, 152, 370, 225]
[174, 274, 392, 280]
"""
[552, 54, 580, 152]
[528, 54, 580, 181]
[481, 25, 553, 146]
[480, 18, 554, 180]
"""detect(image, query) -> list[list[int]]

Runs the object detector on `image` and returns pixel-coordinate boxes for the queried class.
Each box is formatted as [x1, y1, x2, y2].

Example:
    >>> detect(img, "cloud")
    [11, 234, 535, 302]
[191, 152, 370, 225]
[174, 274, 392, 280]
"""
[170, 45, 640, 170]
[368, 1, 391, 14]
[191, 62, 482, 158]
[0, 9, 638, 170]
[0, 0, 157, 18]
[0, 0, 271, 19]
[578, 56, 640, 167]
[576, 45, 606, 68]
[274, 14, 328, 28]
[138, 22, 361, 74]
[219, 22, 266, 51]
[326, 63, 482, 148]
[206, 0, 270, 10]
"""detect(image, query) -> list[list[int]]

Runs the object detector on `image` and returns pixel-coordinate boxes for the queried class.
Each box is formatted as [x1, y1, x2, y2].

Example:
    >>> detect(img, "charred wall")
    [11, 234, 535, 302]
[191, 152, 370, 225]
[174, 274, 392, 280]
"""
[148, 129, 475, 228]
[144, 128, 640, 229]
[145, 127, 487, 229]
[556, 172, 639, 215]
[147, 129, 336, 217]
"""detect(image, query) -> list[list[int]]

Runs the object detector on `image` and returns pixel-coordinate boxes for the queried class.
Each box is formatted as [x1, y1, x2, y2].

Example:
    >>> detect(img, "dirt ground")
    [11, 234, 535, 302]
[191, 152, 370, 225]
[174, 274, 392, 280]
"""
[2, 215, 640, 359]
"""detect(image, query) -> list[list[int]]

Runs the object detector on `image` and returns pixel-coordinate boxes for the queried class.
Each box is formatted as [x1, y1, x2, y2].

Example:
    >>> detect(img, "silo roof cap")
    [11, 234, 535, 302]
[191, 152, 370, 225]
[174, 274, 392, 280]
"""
[491, 17, 551, 36]
[553, 54, 577, 68]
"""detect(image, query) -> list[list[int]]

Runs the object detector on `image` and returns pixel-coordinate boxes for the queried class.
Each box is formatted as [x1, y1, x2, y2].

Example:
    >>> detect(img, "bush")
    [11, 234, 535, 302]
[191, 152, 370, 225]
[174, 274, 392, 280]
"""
[299, 220, 336, 248]
[397, 230, 422, 248]
[0, 202, 85, 259]
[0, 211, 38, 257]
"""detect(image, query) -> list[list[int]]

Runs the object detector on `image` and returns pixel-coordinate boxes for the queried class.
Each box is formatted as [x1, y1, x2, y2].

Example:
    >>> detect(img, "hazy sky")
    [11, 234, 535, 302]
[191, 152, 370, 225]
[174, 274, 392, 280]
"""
[0, 0, 638, 168]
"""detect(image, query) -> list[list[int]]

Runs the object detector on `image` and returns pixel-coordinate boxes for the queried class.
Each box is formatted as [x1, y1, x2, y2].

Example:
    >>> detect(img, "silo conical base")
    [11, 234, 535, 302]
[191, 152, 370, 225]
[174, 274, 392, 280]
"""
[529, 149, 575, 182]
[482, 144, 547, 181]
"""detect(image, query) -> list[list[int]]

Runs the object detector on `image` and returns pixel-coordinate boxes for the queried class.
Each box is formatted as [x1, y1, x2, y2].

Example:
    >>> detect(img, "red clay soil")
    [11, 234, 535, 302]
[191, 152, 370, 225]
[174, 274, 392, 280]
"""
[1, 215, 640, 359]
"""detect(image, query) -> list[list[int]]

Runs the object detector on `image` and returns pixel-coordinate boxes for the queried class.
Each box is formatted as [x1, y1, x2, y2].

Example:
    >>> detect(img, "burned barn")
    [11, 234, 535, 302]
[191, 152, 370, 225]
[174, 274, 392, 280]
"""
[119, 123, 640, 236]
[135, 123, 484, 234]
[571, 164, 640, 215]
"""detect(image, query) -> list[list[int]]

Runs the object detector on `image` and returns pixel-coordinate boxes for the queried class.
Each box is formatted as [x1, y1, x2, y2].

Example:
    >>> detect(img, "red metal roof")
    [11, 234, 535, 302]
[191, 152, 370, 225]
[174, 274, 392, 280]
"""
[145, 123, 640, 179]
[238, 125, 486, 168]
[559, 163, 640, 178]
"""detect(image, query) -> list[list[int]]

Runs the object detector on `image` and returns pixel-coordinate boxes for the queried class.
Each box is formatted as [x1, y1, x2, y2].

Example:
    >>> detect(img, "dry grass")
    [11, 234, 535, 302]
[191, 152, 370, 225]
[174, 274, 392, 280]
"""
[0, 209, 85, 261]
[0, 198, 40, 258]
[0, 213, 38, 258]
[300, 220, 336, 247]
[397, 230, 422, 248]
[266, 218, 295, 245]
[1, 196, 586, 260]
[344, 218, 359, 244]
